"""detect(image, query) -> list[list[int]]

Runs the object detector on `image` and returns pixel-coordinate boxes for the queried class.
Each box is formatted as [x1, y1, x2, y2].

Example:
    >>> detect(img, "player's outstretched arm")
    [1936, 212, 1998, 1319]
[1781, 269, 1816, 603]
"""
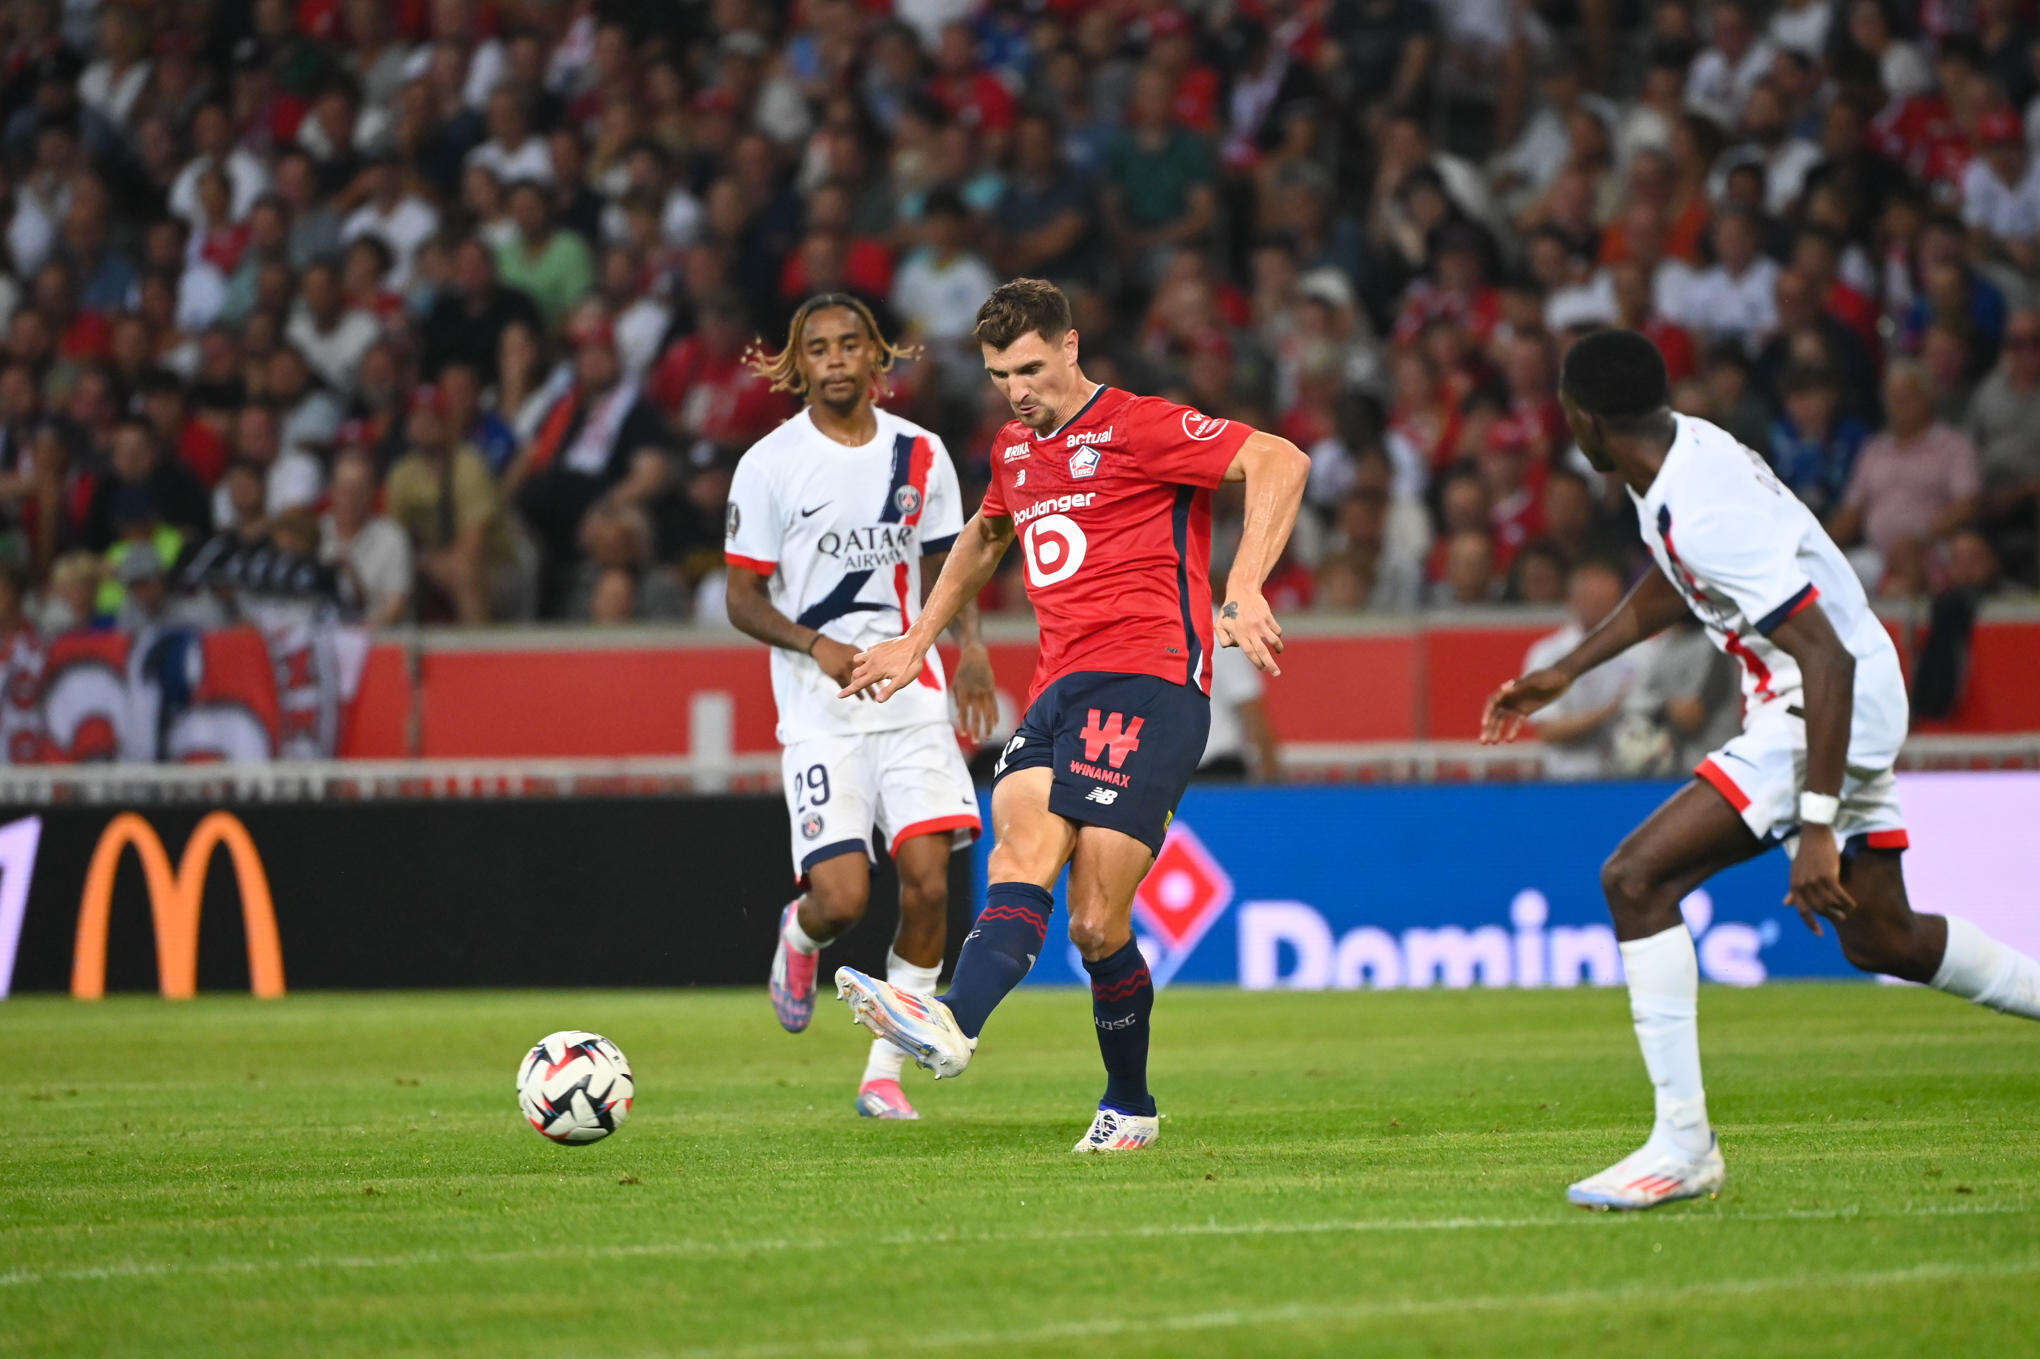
[1481, 569, 1689, 743]
[726, 563, 868, 698]
[1768, 601, 1858, 931]
[841, 510, 1015, 702]
[1218, 430, 1311, 676]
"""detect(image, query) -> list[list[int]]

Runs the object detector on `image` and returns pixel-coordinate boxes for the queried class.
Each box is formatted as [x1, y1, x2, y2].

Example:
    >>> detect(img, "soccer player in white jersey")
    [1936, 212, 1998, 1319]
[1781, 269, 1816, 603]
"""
[724, 294, 997, 1119]
[1483, 329, 2040, 1210]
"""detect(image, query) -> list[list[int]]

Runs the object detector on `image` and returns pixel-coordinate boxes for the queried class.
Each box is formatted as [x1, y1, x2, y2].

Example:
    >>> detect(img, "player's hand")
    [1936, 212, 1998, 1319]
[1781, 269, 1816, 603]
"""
[809, 636, 873, 701]
[1480, 668, 1571, 744]
[1218, 591, 1285, 676]
[1784, 824, 1855, 936]
[839, 634, 927, 703]
[951, 640, 998, 744]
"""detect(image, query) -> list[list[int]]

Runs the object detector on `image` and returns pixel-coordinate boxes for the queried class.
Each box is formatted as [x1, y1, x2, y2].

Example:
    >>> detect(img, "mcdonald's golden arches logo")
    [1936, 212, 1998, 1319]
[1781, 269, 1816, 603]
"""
[71, 811, 285, 1000]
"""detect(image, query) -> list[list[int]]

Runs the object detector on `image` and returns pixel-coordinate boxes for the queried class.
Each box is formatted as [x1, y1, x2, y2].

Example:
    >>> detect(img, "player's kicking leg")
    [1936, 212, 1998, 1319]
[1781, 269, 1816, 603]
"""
[1569, 779, 1761, 1210]
[838, 767, 1074, 1081]
[851, 832, 950, 1119]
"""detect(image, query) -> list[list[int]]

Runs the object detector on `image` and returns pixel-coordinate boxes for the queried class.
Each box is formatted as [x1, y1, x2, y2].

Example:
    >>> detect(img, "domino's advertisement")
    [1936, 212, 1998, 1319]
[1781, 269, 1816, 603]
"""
[980, 772, 2040, 990]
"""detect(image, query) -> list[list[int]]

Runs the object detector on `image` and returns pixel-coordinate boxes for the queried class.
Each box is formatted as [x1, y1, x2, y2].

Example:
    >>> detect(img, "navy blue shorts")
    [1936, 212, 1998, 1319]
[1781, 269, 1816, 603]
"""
[991, 670, 1210, 855]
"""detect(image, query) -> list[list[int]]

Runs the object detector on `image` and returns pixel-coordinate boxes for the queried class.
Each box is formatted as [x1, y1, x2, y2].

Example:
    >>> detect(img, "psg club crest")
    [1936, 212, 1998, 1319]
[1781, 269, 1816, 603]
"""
[894, 484, 922, 516]
[800, 812, 824, 840]
[1127, 823, 1234, 988]
[1068, 447, 1101, 479]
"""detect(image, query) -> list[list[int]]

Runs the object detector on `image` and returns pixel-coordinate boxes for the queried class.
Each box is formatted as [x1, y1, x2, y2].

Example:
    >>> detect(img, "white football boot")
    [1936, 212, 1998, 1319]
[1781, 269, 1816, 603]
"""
[1566, 1135, 1725, 1210]
[834, 966, 975, 1079]
[1072, 1106, 1161, 1154]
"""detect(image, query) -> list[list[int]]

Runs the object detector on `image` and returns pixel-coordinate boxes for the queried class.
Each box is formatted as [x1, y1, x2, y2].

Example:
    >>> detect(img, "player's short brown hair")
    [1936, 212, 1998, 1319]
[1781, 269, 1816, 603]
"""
[972, 278, 1071, 351]
[743, 293, 914, 399]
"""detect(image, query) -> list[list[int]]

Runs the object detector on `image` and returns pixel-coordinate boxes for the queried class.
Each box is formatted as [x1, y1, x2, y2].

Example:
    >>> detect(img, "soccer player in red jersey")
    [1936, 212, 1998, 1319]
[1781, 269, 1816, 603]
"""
[831, 278, 1309, 1152]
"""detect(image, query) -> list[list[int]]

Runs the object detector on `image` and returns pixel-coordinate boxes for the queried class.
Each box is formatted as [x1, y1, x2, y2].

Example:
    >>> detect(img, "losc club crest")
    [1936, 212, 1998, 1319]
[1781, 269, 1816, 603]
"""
[1128, 822, 1234, 988]
[800, 812, 824, 840]
[894, 484, 922, 516]
[1068, 447, 1101, 479]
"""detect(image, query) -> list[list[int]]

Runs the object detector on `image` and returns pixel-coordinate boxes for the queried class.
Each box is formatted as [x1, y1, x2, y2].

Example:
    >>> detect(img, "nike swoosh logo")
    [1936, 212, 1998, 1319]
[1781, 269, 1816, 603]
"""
[800, 503, 830, 518]
[1025, 954, 1037, 966]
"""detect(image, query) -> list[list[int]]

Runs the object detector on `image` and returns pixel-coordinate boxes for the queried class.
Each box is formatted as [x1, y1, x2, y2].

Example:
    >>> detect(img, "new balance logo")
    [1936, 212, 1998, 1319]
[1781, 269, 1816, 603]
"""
[1080, 709, 1144, 769]
[1015, 467, 1027, 487]
[1085, 787, 1119, 806]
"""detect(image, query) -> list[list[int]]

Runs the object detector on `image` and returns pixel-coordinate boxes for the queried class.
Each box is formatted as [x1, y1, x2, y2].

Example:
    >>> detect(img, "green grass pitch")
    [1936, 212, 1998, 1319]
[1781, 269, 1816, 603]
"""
[3, 985, 2036, 1357]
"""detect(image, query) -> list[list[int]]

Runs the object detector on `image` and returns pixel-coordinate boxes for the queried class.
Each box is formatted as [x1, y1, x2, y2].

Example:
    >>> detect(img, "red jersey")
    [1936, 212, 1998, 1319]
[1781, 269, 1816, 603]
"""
[981, 386, 1250, 704]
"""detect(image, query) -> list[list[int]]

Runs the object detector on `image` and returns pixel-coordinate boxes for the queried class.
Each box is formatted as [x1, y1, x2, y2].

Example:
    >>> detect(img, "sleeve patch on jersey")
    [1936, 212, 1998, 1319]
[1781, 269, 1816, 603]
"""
[725, 552, 777, 576]
[920, 532, 959, 555]
[1754, 583, 1819, 636]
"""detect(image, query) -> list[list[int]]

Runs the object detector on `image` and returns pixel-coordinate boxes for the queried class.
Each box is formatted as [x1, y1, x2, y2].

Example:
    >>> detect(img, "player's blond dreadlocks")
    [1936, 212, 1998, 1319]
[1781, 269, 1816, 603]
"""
[741, 293, 919, 401]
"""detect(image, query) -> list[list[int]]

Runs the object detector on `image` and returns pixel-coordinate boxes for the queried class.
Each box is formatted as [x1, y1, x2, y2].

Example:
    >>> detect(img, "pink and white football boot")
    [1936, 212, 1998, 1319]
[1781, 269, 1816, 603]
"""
[768, 901, 819, 1033]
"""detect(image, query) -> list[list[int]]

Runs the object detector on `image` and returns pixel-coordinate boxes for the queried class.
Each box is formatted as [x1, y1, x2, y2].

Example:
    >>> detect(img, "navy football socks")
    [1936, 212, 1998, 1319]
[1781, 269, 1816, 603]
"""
[1085, 938, 1156, 1117]
[940, 883, 1052, 1038]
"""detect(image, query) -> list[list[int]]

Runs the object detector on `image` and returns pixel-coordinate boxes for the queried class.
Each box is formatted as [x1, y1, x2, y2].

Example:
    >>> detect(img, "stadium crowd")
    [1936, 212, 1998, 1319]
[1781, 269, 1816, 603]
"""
[0, 0, 2037, 633]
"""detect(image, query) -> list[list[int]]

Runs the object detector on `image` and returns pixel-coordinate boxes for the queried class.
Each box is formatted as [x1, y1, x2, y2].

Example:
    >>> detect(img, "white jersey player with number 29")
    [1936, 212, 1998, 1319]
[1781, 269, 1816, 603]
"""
[723, 295, 997, 1122]
[1485, 330, 2040, 1212]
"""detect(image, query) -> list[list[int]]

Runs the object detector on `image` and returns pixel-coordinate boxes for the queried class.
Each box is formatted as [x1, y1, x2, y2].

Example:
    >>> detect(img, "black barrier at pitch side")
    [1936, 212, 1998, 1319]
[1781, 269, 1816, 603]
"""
[1, 799, 975, 995]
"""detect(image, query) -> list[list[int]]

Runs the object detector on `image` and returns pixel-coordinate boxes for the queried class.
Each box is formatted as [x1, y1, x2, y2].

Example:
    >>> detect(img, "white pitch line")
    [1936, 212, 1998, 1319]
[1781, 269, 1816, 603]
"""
[2, 1199, 2029, 1290]
[658, 1256, 2040, 1359]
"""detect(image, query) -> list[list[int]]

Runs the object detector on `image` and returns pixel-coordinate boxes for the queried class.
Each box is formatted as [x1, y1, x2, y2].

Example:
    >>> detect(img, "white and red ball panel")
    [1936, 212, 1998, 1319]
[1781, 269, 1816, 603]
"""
[516, 1029, 634, 1144]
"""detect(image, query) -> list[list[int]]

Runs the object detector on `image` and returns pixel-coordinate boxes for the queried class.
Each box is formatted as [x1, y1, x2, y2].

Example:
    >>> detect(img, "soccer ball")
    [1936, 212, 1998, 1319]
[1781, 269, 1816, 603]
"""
[517, 1030, 634, 1144]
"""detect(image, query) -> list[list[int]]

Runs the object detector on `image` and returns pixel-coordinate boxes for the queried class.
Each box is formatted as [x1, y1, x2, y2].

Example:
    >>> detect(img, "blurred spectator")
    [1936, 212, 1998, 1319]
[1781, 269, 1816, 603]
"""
[1831, 362, 1983, 595]
[513, 320, 673, 616]
[212, 404, 321, 535]
[285, 260, 378, 398]
[319, 449, 412, 629]
[993, 113, 1096, 285]
[341, 154, 440, 288]
[1520, 558, 1643, 779]
[1686, 1, 1776, 129]
[1769, 366, 1868, 516]
[1322, 447, 1430, 613]
[84, 419, 208, 552]
[421, 238, 544, 385]
[1615, 615, 1740, 775]
[1510, 539, 1570, 605]
[1668, 208, 1778, 351]
[1429, 527, 1501, 609]
[385, 387, 519, 625]
[1961, 111, 2040, 282]
[1103, 65, 1218, 277]
[1972, 308, 2040, 586]
[494, 180, 595, 330]
[891, 188, 997, 396]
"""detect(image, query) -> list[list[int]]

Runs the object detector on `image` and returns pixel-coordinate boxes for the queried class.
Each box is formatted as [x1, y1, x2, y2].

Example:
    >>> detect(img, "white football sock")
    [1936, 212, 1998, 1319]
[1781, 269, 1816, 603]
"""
[782, 903, 825, 956]
[1619, 925, 1713, 1158]
[861, 951, 941, 1086]
[1932, 916, 2040, 1019]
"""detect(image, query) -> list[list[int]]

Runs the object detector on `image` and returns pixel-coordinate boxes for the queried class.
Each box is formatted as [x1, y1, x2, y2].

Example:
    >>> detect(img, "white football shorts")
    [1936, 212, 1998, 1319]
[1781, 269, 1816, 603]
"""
[782, 721, 981, 881]
[1694, 696, 1908, 857]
